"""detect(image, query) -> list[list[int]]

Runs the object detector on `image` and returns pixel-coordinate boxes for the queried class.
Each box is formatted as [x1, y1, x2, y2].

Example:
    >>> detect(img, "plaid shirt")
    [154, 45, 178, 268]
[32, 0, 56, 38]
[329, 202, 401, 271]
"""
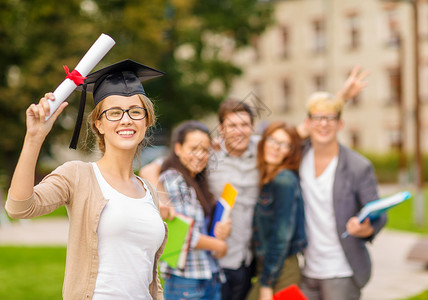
[159, 169, 220, 279]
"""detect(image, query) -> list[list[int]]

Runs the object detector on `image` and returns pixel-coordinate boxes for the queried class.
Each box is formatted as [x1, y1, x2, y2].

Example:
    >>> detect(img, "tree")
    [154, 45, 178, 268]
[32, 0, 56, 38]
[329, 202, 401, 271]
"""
[0, 0, 271, 186]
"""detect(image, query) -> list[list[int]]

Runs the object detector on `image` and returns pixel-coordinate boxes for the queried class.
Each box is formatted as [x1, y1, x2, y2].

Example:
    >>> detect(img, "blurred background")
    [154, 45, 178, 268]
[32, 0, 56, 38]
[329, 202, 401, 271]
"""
[1, 0, 428, 299]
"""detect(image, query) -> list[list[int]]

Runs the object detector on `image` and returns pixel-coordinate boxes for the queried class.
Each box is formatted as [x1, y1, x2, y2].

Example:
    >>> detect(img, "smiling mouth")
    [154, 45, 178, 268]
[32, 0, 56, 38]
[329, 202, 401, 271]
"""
[117, 130, 136, 136]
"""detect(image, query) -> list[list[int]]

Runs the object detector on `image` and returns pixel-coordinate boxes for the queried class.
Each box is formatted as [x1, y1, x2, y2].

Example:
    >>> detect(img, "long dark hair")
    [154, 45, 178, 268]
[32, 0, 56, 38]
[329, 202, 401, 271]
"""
[161, 120, 215, 217]
[257, 121, 302, 186]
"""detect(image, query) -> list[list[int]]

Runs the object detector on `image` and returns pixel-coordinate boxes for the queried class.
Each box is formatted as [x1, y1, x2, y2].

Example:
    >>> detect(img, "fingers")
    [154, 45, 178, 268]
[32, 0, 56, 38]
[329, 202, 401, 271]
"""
[167, 207, 177, 220]
[350, 65, 361, 78]
[28, 93, 56, 121]
[357, 70, 370, 82]
[50, 101, 68, 122]
[349, 65, 370, 82]
[39, 93, 55, 120]
[346, 216, 374, 238]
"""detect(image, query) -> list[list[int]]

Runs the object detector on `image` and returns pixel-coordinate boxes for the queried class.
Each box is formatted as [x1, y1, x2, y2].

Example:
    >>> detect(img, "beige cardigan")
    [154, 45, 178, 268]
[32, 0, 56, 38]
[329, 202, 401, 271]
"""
[6, 161, 167, 300]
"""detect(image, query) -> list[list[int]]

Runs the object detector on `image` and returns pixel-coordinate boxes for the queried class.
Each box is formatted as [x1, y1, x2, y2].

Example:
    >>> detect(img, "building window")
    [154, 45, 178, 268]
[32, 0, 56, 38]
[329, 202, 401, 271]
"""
[422, 65, 428, 102]
[347, 13, 360, 50]
[350, 130, 360, 149]
[345, 70, 361, 106]
[421, 3, 428, 39]
[385, 9, 400, 47]
[280, 26, 290, 58]
[253, 81, 262, 99]
[252, 36, 261, 61]
[386, 67, 401, 105]
[313, 74, 326, 92]
[280, 80, 292, 112]
[312, 19, 326, 54]
[388, 126, 402, 150]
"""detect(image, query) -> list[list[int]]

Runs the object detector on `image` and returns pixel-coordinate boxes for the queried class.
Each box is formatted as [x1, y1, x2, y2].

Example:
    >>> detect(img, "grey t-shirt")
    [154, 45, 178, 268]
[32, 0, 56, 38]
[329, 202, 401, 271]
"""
[207, 136, 260, 270]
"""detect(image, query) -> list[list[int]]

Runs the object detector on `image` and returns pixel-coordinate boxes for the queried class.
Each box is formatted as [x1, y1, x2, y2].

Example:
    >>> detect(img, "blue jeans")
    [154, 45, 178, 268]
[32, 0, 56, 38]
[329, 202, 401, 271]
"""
[164, 274, 221, 300]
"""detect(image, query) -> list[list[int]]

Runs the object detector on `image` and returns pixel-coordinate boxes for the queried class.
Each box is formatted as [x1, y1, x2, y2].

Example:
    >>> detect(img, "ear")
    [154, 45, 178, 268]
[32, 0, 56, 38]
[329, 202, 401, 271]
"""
[174, 143, 182, 157]
[338, 119, 344, 131]
[218, 123, 225, 138]
[304, 118, 311, 130]
[95, 119, 105, 135]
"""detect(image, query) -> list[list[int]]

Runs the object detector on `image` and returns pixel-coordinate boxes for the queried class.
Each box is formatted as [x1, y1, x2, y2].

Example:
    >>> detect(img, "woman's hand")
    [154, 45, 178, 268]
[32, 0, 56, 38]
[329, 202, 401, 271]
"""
[346, 216, 374, 238]
[259, 286, 274, 300]
[211, 240, 228, 259]
[8, 92, 67, 201]
[214, 219, 231, 240]
[159, 202, 176, 221]
[336, 65, 370, 101]
[26, 93, 68, 143]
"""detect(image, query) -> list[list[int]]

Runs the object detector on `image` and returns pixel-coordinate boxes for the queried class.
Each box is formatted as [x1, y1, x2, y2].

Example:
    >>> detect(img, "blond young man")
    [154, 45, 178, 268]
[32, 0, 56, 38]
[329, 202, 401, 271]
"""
[299, 92, 386, 300]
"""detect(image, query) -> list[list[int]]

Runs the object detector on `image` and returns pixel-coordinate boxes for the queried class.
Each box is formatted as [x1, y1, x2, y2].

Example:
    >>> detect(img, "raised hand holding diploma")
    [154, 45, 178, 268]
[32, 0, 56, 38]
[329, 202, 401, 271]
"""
[46, 33, 116, 120]
[27, 93, 69, 144]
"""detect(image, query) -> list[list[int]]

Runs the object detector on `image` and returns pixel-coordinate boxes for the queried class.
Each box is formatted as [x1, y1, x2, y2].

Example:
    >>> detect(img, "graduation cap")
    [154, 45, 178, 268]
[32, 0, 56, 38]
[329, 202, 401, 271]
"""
[70, 59, 165, 149]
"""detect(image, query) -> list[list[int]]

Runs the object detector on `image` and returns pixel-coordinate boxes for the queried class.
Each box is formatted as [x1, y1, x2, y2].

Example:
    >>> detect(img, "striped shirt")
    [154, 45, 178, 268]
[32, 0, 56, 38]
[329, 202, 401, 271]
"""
[159, 169, 220, 279]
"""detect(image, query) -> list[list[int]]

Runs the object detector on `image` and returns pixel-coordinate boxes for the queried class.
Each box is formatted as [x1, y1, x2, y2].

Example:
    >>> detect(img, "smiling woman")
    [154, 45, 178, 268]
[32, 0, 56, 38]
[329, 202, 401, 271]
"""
[247, 121, 306, 300]
[5, 59, 168, 300]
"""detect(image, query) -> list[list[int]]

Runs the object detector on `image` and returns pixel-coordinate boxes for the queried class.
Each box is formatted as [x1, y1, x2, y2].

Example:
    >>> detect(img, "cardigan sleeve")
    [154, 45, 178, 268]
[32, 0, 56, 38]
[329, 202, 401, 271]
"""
[6, 161, 78, 219]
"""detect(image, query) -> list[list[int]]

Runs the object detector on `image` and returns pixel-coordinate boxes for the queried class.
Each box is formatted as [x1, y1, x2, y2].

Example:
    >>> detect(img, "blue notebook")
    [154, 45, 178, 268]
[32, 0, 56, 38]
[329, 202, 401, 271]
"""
[209, 183, 237, 237]
[341, 191, 410, 238]
[357, 191, 411, 222]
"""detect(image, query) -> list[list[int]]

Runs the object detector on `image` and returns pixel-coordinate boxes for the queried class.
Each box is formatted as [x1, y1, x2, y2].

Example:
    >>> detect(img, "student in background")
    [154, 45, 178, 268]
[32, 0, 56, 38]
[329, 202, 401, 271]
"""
[141, 66, 370, 300]
[140, 100, 260, 300]
[159, 120, 231, 300]
[207, 100, 260, 300]
[6, 60, 168, 299]
[299, 92, 386, 300]
[247, 121, 307, 300]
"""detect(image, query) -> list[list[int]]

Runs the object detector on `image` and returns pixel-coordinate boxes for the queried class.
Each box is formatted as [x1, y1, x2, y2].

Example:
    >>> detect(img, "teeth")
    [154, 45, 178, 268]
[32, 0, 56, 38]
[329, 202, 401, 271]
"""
[118, 131, 134, 135]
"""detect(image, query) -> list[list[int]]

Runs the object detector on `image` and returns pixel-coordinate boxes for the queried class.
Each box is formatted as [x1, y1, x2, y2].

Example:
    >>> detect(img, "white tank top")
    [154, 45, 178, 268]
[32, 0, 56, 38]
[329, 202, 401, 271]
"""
[91, 163, 165, 300]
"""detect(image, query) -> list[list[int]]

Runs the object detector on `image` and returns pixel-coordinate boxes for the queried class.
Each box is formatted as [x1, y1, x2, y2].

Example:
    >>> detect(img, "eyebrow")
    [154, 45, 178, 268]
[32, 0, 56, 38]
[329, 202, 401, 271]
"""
[105, 105, 142, 110]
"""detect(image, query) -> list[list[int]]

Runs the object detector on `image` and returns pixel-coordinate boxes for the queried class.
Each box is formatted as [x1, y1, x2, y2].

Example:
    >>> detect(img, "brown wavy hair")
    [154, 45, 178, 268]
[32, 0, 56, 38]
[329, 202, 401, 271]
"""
[257, 121, 302, 186]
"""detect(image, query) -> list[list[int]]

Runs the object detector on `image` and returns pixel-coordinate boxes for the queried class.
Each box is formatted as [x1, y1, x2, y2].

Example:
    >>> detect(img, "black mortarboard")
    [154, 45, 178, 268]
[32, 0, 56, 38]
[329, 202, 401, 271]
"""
[70, 59, 165, 149]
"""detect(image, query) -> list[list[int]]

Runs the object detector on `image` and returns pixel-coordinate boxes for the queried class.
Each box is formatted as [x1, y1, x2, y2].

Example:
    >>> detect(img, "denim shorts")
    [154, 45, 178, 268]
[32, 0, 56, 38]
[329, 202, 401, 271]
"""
[164, 274, 221, 300]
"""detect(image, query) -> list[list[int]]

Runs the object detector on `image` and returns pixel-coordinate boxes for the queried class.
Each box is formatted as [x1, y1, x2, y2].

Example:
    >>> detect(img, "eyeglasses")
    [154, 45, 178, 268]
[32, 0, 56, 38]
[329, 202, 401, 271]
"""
[100, 107, 147, 122]
[308, 114, 340, 124]
[266, 136, 292, 151]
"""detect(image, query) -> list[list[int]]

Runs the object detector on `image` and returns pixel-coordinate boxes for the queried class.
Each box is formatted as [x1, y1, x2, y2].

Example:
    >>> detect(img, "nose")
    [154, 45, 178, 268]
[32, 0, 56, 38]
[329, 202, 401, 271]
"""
[120, 111, 132, 124]
[319, 117, 328, 125]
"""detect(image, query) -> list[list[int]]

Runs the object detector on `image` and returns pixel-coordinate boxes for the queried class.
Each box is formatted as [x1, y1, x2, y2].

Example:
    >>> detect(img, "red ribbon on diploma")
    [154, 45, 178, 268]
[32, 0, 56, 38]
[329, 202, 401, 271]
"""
[63, 65, 87, 85]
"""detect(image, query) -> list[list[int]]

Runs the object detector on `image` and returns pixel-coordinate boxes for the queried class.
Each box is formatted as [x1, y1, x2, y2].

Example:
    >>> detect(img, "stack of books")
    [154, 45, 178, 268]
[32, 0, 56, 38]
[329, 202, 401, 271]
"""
[161, 214, 194, 269]
[209, 183, 238, 237]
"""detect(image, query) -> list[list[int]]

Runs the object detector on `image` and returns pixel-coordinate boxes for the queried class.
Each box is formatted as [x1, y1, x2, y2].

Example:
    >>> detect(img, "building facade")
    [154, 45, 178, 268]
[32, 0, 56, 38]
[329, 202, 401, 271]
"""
[229, 0, 428, 153]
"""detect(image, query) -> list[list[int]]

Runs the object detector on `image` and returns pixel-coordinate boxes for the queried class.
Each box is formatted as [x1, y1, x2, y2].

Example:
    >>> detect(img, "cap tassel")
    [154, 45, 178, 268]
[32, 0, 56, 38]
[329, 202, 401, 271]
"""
[69, 83, 87, 149]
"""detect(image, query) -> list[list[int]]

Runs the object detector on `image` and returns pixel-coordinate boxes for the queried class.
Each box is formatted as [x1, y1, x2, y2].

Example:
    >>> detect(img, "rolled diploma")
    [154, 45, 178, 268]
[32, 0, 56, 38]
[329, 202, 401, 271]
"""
[47, 33, 116, 119]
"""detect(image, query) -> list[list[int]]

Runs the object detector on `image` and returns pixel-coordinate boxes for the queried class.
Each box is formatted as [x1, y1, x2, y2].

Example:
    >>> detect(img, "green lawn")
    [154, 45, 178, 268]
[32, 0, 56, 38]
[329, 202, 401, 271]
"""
[383, 188, 428, 300]
[405, 291, 428, 300]
[1, 188, 428, 300]
[386, 189, 428, 234]
[0, 246, 66, 300]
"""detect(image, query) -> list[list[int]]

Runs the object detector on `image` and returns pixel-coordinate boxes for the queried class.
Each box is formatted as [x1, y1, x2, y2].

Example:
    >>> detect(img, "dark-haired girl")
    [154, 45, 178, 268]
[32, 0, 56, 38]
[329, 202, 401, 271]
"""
[159, 120, 230, 300]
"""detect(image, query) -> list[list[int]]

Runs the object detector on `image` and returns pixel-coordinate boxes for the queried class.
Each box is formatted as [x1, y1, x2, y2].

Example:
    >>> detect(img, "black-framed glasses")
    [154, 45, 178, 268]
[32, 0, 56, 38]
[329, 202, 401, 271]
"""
[266, 136, 292, 151]
[308, 114, 340, 124]
[100, 107, 148, 122]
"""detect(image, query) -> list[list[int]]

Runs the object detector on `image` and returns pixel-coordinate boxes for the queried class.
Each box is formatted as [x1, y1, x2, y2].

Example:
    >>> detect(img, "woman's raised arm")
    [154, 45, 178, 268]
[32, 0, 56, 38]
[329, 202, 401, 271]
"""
[8, 93, 68, 200]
